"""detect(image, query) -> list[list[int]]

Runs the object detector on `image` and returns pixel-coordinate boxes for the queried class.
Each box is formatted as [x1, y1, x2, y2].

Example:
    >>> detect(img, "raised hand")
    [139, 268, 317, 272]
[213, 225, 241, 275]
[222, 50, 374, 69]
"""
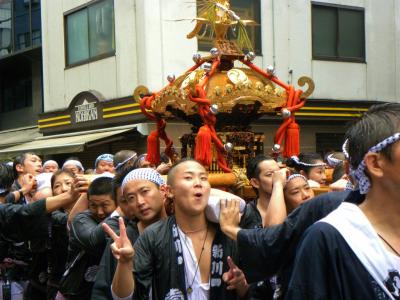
[219, 198, 241, 241]
[21, 173, 36, 194]
[102, 217, 135, 264]
[69, 175, 89, 200]
[222, 256, 249, 297]
[273, 167, 288, 186]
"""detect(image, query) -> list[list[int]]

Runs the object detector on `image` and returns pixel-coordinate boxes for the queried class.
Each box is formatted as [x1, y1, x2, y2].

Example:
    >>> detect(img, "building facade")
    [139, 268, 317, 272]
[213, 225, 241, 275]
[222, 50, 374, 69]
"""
[0, 0, 399, 164]
[0, 0, 43, 148]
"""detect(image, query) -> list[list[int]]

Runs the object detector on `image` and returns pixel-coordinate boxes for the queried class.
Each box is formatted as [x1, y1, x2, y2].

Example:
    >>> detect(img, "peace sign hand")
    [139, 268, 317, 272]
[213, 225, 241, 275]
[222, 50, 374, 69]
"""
[102, 217, 135, 264]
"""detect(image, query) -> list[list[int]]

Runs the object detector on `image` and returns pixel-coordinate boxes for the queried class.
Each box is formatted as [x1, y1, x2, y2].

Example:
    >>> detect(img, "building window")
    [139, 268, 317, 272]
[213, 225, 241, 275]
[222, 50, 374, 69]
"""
[316, 132, 345, 155]
[65, 0, 115, 67]
[312, 3, 365, 62]
[197, 0, 261, 55]
[0, 63, 32, 112]
[0, 0, 41, 58]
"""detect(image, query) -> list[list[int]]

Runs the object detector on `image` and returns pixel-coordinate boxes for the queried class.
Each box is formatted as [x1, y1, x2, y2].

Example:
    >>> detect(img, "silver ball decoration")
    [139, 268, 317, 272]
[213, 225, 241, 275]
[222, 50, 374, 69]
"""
[192, 53, 202, 63]
[224, 142, 233, 152]
[266, 65, 276, 76]
[167, 74, 175, 83]
[210, 47, 220, 57]
[281, 108, 291, 119]
[245, 51, 256, 61]
[272, 144, 281, 153]
[210, 104, 219, 115]
[203, 62, 212, 72]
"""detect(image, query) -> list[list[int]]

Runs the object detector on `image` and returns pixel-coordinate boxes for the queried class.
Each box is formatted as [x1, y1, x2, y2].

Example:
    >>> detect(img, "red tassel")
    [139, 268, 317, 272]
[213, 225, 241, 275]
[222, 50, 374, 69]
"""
[195, 126, 212, 166]
[146, 130, 160, 165]
[284, 122, 300, 157]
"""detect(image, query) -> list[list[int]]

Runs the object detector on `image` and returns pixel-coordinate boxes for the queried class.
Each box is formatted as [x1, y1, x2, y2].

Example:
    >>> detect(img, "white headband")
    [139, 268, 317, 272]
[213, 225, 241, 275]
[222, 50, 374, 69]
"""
[352, 133, 400, 194]
[326, 154, 343, 168]
[43, 160, 59, 168]
[290, 156, 326, 167]
[115, 153, 137, 170]
[121, 168, 165, 193]
[342, 139, 349, 159]
[62, 160, 84, 171]
[287, 173, 308, 183]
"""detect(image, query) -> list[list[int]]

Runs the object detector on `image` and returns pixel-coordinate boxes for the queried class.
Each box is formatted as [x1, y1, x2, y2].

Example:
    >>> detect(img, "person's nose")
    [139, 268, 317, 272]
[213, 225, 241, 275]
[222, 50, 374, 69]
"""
[137, 194, 146, 206]
[62, 183, 70, 192]
[302, 189, 311, 201]
[97, 207, 105, 217]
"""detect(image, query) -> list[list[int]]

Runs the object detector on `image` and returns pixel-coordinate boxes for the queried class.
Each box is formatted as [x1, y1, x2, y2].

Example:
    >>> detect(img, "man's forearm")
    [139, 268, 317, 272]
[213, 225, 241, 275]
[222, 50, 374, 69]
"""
[264, 182, 287, 227]
[45, 192, 74, 213]
[68, 194, 88, 224]
[112, 261, 134, 298]
[222, 226, 240, 241]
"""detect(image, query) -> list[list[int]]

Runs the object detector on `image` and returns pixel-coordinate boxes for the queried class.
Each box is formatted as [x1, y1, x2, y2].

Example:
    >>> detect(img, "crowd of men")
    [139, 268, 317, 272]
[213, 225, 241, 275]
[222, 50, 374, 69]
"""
[0, 102, 399, 299]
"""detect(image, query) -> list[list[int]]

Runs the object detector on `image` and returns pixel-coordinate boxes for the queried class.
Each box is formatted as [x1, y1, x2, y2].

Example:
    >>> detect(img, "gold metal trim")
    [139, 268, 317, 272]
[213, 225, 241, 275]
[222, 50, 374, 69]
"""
[294, 112, 362, 117]
[300, 107, 368, 112]
[103, 103, 139, 112]
[103, 109, 142, 119]
[38, 115, 70, 123]
[38, 121, 71, 128]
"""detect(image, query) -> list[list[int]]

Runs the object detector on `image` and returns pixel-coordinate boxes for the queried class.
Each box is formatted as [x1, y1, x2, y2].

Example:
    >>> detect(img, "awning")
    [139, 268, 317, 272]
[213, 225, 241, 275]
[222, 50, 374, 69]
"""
[0, 126, 42, 149]
[0, 124, 149, 159]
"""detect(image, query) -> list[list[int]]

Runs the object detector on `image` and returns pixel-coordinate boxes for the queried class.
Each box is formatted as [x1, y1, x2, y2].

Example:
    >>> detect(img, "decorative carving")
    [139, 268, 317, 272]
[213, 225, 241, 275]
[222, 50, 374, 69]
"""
[298, 76, 315, 99]
[133, 85, 150, 103]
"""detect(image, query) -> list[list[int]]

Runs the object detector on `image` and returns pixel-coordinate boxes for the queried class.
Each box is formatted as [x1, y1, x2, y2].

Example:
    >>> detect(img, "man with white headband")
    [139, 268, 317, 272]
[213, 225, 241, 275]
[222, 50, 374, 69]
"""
[92, 167, 167, 299]
[42, 160, 59, 173]
[287, 153, 327, 185]
[62, 159, 85, 175]
[286, 103, 400, 299]
[113, 150, 137, 174]
[95, 154, 115, 174]
[106, 159, 248, 300]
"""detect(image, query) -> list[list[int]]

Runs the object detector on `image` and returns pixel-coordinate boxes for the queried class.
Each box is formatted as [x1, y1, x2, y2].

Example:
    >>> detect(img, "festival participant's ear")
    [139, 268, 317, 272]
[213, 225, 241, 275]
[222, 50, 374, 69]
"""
[299, 170, 307, 177]
[165, 184, 174, 199]
[364, 152, 384, 179]
[15, 163, 24, 173]
[159, 184, 168, 198]
[250, 178, 260, 189]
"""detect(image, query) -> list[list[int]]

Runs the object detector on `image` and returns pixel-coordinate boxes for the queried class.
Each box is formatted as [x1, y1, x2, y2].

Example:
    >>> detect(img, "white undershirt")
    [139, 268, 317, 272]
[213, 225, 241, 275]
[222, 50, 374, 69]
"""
[177, 226, 210, 300]
[111, 226, 210, 300]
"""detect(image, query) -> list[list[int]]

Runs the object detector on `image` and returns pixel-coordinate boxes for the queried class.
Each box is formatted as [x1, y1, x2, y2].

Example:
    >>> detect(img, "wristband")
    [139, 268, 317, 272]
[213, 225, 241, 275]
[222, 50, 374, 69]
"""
[18, 189, 24, 199]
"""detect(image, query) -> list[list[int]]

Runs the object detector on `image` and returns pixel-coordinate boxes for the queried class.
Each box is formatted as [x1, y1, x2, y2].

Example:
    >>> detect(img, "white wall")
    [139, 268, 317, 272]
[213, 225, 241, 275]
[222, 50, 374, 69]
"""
[42, 0, 400, 113]
[42, 0, 137, 111]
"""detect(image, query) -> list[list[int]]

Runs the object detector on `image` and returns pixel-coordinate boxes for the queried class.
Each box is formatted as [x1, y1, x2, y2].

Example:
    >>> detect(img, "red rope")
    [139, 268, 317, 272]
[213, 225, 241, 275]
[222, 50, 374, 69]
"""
[188, 72, 232, 172]
[242, 60, 308, 157]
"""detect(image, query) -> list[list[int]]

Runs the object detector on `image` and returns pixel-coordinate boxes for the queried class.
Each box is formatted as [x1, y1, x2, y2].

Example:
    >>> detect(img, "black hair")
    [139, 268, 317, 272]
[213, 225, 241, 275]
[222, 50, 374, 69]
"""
[160, 152, 171, 164]
[167, 158, 204, 186]
[246, 154, 274, 180]
[133, 153, 147, 169]
[286, 152, 323, 176]
[111, 164, 136, 202]
[51, 169, 75, 191]
[345, 103, 400, 170]
[0, 163, 14, 190]
[114, 150, 137, 166]
[88, 177, 114, 202]
[13, 152, 39, 179]
[332, 163, 345, 182]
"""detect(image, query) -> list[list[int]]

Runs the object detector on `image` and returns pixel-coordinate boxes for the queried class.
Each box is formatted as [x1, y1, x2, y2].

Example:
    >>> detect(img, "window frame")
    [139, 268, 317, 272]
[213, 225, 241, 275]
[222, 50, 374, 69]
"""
[64, 0, 115, 69]
[311, 1, 366, 63]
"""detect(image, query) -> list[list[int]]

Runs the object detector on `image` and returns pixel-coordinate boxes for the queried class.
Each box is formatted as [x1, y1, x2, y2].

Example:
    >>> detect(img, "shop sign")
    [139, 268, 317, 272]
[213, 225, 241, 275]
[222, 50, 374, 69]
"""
[75, 99, 98, 123]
